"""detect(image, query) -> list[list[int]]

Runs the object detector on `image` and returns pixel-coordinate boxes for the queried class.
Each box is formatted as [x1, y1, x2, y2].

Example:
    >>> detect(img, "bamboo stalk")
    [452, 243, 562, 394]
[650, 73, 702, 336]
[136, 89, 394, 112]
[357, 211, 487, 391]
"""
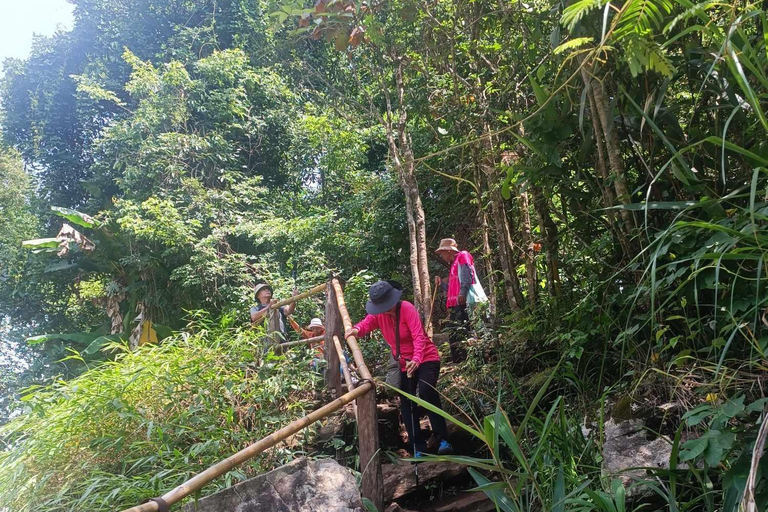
[280, 334, 325, 348]
[269, 283, 326, 309]
[425, 280, 439, 331]
[331, 279, 373, 381]
[333, 335, 355, 391]
[119, 382, 373, 512]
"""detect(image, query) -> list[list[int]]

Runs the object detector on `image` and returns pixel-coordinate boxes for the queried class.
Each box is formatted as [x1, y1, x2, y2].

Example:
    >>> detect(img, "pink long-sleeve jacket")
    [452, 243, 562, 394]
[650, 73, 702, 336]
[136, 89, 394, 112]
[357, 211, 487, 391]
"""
[354, 300, 441, 371]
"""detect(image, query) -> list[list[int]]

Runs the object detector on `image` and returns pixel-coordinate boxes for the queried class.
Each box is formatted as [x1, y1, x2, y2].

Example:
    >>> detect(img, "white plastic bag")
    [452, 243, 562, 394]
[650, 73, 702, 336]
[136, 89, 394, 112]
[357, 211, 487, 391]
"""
[467, 266, 488, 306]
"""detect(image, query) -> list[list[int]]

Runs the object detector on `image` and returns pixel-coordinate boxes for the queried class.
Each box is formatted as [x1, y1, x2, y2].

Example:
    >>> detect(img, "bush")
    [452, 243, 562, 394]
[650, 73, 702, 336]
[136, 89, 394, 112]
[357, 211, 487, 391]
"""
[0, 317, 320, 512]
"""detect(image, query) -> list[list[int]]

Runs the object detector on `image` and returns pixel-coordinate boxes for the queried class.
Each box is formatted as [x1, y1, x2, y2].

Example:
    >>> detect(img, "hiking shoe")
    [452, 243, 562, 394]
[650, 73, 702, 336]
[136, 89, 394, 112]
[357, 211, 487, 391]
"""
[438, 440, 454, 455]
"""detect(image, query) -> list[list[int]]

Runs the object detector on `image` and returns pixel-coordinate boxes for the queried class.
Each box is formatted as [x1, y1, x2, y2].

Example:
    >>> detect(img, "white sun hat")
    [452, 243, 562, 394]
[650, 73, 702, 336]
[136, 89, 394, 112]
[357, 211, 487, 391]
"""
[307, 318, 324, 329]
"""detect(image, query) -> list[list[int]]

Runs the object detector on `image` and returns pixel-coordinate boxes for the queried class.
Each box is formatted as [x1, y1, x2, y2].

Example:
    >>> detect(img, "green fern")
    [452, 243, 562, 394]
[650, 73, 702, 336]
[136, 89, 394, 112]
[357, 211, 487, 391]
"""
[561, 0, 610, 32]
[619, 0, 673, 33]
[623, 33, 677, 76]
[553, 36, 595, 55]
[663, 0, 717, 33]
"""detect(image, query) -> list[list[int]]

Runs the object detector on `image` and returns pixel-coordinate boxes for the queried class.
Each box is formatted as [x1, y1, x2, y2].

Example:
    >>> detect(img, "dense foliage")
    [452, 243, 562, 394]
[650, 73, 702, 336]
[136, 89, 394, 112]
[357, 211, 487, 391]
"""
[0, 315, 320, 511]
[1, 0, 767, 510]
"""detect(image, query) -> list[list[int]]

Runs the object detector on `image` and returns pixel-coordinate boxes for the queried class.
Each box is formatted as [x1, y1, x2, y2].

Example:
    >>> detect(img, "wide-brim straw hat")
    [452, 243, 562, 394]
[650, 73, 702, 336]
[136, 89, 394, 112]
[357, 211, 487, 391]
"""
[435, 238, 459, 253]
[307, 318, 324, 329]
[254, 283, 273, 296]
[365, 280, 403, 315]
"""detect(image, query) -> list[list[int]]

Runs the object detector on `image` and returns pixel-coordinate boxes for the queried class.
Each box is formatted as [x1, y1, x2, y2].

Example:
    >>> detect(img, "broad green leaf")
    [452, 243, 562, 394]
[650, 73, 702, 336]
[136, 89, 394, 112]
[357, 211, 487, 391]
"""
[679, 436, 708, 461]
[26, 332, 101, 345]
[51, 206, 99, 228]
[21, 238, 59, 249]
[721, 396, 745, 418]
[746, 398, 768, 413]
[84, 335, 124, 355]
[682, 404, 714, 426]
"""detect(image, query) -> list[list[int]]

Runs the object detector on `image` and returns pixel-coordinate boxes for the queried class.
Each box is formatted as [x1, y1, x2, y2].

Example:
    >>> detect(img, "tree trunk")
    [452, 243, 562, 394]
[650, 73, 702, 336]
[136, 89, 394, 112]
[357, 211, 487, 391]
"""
[518, 186, 538, 304]
[531, 185, 560, 297]
[585, 80, 633, 260]
[401, 135, 432, 323]
[582, 69, 636, 233]
[382, 59, 432, 330]
[474, 164, 498, 318]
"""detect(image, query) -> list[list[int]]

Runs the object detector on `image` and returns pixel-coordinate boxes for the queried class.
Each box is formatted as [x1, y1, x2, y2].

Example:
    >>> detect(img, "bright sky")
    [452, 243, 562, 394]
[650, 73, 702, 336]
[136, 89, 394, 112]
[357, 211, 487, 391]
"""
[0, 0, 74, 64]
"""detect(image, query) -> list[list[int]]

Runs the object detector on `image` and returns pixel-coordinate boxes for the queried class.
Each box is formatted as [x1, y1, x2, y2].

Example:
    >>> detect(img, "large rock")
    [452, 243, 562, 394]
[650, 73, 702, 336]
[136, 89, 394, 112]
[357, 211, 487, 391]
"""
[602, 418, 672, 495]
[183, 458, 364, 512]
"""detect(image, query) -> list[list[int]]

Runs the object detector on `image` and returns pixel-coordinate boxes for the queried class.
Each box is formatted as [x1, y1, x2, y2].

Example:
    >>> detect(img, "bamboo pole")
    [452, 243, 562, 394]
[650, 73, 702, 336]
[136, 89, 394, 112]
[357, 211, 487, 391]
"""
[330, 279, 372, 381]
[280, 334, 324, 349]
[330, 278, 383, 512]
[119, 382, 374, 512]
[269, 283, 326, 309]
[333, 335, 355, 391]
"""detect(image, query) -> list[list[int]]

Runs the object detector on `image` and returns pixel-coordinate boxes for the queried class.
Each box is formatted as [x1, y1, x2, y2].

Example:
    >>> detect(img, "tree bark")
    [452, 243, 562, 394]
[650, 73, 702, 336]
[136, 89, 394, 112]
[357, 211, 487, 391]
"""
[382, 58, 432, 329]
[581, 67, 636, 234]
[324, 283, 343, 397]
[585, 80, 633, 260]
[531, 185, 560, 297]
[518, 186, 538, 304]
[474, 164, 498, 318]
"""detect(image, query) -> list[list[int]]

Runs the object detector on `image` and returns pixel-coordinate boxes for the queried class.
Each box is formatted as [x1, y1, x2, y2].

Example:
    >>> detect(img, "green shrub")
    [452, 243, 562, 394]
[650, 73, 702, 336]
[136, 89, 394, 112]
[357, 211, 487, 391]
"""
[0, 318, 320, 512]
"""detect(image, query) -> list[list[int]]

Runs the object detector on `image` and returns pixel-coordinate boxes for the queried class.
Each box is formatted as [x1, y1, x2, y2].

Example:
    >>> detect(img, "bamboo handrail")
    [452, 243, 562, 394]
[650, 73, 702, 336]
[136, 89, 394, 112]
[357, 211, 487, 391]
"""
[331, 279, 373, 381]
[279, 334, 324, 348]
[119, 381, 374, 512]
[333, 335, 355, 391]
[269, 283, 326, 309]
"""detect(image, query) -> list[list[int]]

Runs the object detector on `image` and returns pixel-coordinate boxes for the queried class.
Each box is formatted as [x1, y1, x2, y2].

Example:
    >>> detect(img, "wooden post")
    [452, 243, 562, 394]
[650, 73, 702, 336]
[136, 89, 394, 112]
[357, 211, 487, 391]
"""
[324, 282, 342, 397]
[356, 385, 383, 512]
[331, 279, 383, 512]
[266, 307, 283, 349]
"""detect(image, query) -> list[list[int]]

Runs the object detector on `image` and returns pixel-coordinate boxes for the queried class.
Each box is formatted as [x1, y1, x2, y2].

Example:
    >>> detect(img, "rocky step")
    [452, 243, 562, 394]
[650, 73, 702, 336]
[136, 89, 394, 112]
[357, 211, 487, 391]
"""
[385, 491, 494, 512]
[383, 460, 469, 501]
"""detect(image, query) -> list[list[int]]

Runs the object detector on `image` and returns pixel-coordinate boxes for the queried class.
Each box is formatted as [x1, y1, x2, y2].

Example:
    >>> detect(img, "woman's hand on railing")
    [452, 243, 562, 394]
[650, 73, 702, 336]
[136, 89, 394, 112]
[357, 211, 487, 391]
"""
[344, 327, 359, 339]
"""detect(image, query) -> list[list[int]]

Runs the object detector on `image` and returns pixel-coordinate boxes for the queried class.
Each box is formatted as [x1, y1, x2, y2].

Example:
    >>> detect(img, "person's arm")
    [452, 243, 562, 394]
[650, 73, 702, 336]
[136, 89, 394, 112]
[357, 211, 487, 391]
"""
[251, 307, 268, 324]
[458, 264, 472, 304]
[347, 314, 379, 339]
[287, 316, 304, 336]
[403, 304, 429, 366]
[284, 289, 299, 316]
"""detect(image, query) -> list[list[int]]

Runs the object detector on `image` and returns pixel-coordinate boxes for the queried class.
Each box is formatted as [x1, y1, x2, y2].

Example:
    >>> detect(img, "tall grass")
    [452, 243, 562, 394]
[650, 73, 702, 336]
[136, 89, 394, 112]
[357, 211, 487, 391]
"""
[0, 313, 320, 512]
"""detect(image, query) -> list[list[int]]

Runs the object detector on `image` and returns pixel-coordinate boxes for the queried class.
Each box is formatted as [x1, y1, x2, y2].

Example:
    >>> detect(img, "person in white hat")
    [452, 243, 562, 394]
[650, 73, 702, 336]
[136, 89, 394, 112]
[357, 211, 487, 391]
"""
[286, 316, 326, 364]
[306, 318, 325, 337]
[434, 238, 472, 363]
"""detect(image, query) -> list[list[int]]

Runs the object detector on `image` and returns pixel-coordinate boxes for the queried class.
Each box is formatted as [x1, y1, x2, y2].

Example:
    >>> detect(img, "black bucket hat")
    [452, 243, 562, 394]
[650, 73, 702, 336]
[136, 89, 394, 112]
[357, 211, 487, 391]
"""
[366, 280, 403, 315]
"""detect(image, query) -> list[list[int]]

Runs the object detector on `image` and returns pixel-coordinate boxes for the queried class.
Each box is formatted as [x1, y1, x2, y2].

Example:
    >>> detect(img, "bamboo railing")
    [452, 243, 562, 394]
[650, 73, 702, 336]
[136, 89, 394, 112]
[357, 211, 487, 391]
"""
[279, 334, 324, 349]
[118, 279, 382, 512]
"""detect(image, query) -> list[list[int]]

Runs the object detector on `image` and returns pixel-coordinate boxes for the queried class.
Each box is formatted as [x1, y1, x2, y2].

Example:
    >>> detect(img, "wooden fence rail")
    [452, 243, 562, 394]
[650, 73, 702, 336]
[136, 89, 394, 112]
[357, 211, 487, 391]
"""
[118, 278, 383, 512]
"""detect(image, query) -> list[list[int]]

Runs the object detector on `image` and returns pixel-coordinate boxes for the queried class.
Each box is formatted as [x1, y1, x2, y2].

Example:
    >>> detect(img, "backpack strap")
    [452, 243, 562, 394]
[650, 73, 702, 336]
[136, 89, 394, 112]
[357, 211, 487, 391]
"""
[394, 301, 402, 361]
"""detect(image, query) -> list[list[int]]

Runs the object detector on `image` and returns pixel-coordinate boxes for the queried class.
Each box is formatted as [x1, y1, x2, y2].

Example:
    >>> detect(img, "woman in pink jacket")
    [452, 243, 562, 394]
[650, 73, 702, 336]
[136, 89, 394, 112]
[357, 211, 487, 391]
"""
[345, 280, 452, 456]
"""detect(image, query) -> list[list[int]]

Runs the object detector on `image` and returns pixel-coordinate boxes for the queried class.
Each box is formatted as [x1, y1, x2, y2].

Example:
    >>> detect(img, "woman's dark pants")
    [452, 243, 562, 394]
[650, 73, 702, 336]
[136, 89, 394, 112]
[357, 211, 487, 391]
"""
[448, 305, 469, 362]
[400, 361, 449, 453]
